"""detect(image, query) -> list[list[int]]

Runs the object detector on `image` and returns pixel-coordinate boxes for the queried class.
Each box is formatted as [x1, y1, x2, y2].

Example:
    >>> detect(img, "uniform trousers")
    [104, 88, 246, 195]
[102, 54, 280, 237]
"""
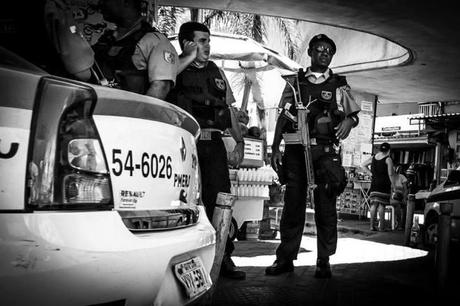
[276, 144, 338, 262]
[197, 135, 234, 255]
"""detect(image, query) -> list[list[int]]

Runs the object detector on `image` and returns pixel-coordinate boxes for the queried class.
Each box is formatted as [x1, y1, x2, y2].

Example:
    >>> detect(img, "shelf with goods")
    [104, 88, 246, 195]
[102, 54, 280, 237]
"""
[227, 165, 276, 237]
[229, 167, 273, 201]
[224, 134, 280, 238]
[336, 189, 368, 216]
[390, 148, 435, 168]
[336, 167, 371, 217]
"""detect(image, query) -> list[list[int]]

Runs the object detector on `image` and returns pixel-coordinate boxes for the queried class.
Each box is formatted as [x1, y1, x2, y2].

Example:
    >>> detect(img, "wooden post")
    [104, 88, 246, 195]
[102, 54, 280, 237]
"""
[210, 192, 236, 282]
[404, 194, 416, 246]
[436, 202, 453, 296]
[200, 192, 236, 305]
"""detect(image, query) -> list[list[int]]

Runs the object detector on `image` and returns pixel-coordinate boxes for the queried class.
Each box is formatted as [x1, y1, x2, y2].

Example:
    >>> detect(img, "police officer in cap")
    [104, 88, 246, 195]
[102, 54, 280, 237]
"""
[265, 34, 360, 278]
[167, 22, 246, 280]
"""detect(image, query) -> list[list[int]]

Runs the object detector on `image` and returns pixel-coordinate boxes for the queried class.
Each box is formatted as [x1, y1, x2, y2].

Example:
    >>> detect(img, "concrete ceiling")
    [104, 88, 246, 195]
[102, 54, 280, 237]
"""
[161, 0, 460, 105]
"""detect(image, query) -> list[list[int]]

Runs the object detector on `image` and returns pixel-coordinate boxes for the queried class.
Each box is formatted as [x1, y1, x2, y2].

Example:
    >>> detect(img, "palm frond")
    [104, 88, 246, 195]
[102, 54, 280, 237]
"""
[157, 6, 186, 35]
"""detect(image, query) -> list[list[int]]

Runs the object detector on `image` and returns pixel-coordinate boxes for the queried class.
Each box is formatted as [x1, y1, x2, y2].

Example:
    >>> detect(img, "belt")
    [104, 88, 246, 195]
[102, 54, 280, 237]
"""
[200, 129, 223, 141]
[311, 143, 336, 154]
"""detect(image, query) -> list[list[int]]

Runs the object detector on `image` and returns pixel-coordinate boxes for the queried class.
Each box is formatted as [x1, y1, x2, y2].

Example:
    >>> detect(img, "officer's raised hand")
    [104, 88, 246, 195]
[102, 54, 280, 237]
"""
[178, 40, 198, 73]
[334, 117, 354, 140]
[182, 40, 198, 60]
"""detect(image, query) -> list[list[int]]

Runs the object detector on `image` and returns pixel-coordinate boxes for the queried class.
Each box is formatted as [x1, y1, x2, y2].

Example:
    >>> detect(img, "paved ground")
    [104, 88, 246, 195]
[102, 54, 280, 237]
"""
[204, 218, 459, 306]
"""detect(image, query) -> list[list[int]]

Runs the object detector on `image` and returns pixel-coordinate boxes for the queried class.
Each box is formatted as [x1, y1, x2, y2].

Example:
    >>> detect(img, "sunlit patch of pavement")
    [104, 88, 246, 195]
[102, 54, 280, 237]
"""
[231, 236, 428, 267]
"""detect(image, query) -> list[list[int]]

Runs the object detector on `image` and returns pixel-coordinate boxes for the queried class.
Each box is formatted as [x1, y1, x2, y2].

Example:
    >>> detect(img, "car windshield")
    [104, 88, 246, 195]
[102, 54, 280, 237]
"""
[0, 46, 45, 73]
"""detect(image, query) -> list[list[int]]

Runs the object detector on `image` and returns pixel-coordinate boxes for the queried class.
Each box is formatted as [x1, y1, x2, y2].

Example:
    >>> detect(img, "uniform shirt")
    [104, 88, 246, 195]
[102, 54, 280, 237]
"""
[279, 68, 360, 117]
[132, 31, 179, 85]
[302, 68, 360, 117]
[172, 62, 236, 132]
[217, 67, 236, 105]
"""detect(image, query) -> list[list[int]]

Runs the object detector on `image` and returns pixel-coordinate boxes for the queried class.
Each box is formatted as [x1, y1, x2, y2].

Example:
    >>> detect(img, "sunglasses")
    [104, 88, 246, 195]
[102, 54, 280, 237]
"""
[313, 45, 335, 55]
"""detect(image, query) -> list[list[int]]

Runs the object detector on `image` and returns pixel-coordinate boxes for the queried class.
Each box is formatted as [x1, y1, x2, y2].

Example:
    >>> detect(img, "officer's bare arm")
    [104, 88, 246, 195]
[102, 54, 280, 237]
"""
[146, 80, 172, 100]
[228, 107, 244, 143]
[272, 113, 287, 153]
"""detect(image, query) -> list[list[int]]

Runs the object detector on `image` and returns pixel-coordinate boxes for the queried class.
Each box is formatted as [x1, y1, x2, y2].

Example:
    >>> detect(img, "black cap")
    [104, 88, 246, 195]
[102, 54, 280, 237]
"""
[380, 142, 391, 152]
[308, 34, 336, 53]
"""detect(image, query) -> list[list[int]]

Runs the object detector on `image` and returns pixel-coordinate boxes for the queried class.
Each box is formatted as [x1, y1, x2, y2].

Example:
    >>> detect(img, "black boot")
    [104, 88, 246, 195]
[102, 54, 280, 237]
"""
[314, 257, 332, 279]
[220, 254, 246, 280]
[265, 260, 294, 276]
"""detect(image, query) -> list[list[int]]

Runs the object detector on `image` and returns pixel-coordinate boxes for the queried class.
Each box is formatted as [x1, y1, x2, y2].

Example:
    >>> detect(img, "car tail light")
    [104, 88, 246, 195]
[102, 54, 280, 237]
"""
[27, 77, 113, 209]
[67, 139, 107, 173]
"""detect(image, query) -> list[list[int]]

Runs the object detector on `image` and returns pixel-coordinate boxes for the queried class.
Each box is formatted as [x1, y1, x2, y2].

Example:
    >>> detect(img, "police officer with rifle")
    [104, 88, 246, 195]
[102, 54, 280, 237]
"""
[266, 34, 360, 278]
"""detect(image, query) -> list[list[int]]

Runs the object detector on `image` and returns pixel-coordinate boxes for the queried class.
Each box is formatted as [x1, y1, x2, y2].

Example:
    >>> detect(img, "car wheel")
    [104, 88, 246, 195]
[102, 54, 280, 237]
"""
[228, 218, 238, 241]
[423, 215, 438, 248]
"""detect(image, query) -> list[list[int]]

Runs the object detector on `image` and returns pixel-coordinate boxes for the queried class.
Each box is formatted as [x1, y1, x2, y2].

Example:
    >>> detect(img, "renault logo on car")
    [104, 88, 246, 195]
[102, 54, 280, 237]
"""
[180, 137, 187, 161]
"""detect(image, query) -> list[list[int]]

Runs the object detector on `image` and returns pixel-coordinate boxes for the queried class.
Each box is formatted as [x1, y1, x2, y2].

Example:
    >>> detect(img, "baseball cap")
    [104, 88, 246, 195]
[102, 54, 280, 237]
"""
[380, 142, 391, 151]
[308, 34, 336, 53]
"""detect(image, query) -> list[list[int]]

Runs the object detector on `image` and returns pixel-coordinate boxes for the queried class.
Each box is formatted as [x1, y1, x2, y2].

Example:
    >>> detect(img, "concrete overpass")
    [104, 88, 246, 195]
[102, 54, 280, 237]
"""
[162, 0, 460, 106]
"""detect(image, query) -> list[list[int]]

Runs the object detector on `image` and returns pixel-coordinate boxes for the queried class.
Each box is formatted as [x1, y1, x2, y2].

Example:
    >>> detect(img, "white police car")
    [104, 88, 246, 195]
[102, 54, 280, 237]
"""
[0, 46, 215, 305]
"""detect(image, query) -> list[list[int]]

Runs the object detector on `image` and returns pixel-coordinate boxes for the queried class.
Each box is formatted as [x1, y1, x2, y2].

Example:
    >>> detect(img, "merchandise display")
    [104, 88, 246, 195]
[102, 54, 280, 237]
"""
[336, 168, 370, 217]
[229, 166, 276, 240]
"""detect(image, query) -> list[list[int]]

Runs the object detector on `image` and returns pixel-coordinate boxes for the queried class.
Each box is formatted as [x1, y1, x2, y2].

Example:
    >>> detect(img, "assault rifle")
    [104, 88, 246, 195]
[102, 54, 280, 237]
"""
[281, 75, 317, 207]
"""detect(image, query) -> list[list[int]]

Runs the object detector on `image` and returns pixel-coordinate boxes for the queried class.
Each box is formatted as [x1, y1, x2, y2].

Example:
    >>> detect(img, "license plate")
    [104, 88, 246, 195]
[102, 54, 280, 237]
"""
[174, 257, 212, 299]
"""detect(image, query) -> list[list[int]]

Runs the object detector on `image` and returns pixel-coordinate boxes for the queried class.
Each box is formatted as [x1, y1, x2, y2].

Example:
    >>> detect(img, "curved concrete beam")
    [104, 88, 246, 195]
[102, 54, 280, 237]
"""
[161, 0, 460, 104]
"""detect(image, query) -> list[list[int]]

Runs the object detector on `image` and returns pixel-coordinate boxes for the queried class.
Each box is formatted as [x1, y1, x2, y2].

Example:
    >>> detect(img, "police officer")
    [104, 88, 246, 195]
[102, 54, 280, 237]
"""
[92, 0, 182, 99]
[265, 34, 360, 278]
[167, 22, 246, 280]
[47, 0, 191, 100]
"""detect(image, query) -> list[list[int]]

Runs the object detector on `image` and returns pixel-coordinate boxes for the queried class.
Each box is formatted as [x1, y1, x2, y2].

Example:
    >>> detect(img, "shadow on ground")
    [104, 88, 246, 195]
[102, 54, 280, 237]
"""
[202, 230, 460, 306]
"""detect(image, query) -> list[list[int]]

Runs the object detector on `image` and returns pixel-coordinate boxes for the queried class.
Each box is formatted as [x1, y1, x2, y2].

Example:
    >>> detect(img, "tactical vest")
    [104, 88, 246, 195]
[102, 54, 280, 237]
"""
[93, 22, 156, 94]
[284, 70, 346, 144]
[171, 61, 231, 130]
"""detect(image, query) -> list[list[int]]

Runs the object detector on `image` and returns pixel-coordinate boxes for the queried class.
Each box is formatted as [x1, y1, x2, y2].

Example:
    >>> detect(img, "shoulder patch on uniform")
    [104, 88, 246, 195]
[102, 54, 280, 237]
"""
[214, 78, 226, 91]
[163, 51, 175, 64]
[321, 90, 333, 100]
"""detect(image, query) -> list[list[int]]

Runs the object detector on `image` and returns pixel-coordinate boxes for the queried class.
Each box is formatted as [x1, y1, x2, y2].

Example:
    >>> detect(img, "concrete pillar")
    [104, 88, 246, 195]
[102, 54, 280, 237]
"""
[436, 202, 453, 296]
[404, 194, 416, 246]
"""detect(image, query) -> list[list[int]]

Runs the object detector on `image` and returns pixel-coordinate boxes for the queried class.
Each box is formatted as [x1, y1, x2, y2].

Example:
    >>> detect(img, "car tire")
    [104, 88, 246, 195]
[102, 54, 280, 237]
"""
[423, 214, 438, 249]
[228, 218, 238, 241]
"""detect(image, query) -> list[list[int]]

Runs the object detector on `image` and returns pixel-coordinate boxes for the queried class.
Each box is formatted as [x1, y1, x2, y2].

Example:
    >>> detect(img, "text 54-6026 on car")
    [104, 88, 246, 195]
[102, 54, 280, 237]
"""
[0, 47, 215, 306]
